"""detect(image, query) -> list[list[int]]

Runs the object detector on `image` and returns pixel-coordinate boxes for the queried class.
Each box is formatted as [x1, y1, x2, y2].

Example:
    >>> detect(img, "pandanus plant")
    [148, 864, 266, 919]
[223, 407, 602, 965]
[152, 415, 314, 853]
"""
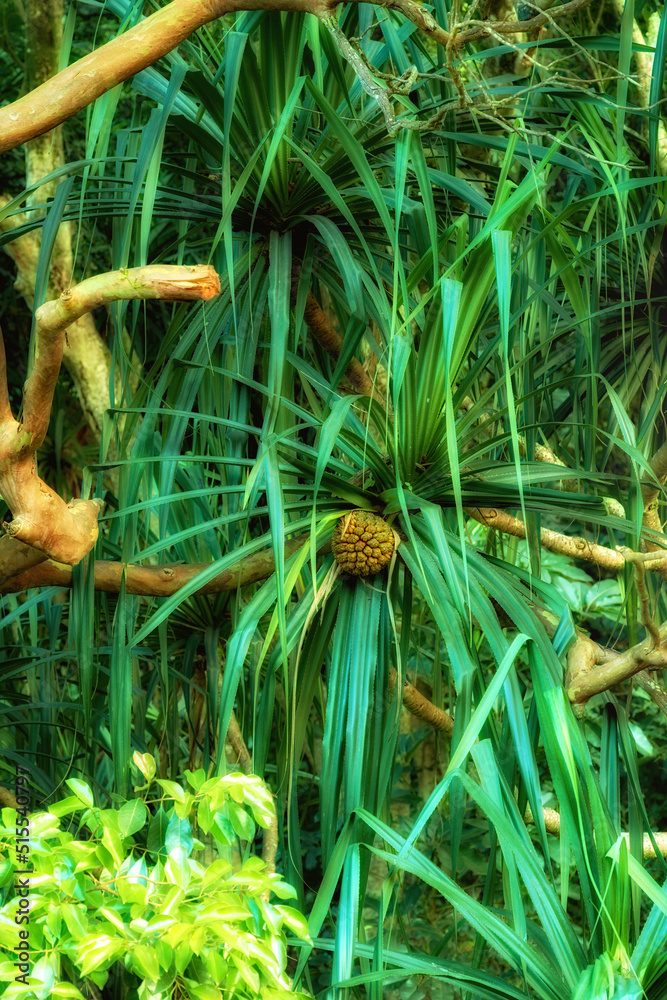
[1, 0, 667, 997]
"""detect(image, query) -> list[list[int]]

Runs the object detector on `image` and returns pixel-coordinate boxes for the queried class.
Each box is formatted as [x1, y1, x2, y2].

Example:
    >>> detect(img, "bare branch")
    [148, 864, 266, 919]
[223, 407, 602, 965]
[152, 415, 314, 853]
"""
[493, 570, 667, 718]
[524, 804, 667, 859]
[322, 14, 400, 130]
[567, 624, 667, 704]
[0, 537, 312, 593]
[380, 0, 450, 46]
[455, 0, 595, 45]
[0, 0, 600, 153]
[0, 265, 220, 565]
[389, 667, 455, 735]
[468, 506, 627, 572]
[304, 289, 386, 406]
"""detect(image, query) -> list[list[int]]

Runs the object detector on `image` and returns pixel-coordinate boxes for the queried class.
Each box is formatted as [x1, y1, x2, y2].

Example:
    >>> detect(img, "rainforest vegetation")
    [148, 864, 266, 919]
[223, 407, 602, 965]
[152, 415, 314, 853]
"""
[0, 0, 666, 997]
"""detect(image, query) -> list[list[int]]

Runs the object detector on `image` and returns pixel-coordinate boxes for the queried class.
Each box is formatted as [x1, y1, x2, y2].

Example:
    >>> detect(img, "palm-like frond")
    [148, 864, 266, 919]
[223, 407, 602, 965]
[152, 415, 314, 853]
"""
[2, 1, 666, 996]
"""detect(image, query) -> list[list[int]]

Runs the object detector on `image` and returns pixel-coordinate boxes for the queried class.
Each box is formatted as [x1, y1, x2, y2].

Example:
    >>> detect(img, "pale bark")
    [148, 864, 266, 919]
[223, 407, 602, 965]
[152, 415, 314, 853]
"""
[0, 537, 310, 593]
[388, 667, 455, 735]
[0, 787, 19, 809]
[0, 265, 219, 565]
[225, 712, 253, 774]
[468, 506, 629, 572]
[0, 198, 115, 444]
[0, 0, 599, 153]
[0, 0, 118, 445]
[566, 625, 667, 704]
[642, 441, 667, 543]
[469, 505, 667, 577]
[524, 804, 667, 859]
[0, 535, 51, 585]
[609, 0, 667, 176]
[304, 289, 386, 406]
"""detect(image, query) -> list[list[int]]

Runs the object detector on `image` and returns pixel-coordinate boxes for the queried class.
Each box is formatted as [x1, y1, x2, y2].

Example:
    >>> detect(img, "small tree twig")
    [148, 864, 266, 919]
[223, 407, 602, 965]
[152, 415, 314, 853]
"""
[379, 0, 450, 47]
[322, 14, 401, 130]
[454, 0, 595, 45]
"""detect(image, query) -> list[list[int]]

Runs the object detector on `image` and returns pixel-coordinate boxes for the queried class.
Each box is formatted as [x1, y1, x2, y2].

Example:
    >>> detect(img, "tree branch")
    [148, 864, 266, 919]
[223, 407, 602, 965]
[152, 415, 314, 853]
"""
[389, 667, 455, 735]
[0, 0, 336, 154]
[634, 670, 667, 718]
[455, 0, 595, 45]
[468, 505, 667, 578]
[0, 265, 219, 565]
[467, 506, 629, 572]
[0, 535, 50, 586]
[304, 288, 386, 406]
[566, 624, 667, 705]
[524, 803, 667, 859]
[492, 580, 667, 718]
[0, 537, 311, 594]
[0, 0, 600, 153]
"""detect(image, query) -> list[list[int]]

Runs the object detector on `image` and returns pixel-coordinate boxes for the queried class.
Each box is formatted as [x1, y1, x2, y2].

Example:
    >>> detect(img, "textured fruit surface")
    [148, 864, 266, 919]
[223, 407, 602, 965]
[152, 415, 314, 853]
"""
[332, 510, 395, 576]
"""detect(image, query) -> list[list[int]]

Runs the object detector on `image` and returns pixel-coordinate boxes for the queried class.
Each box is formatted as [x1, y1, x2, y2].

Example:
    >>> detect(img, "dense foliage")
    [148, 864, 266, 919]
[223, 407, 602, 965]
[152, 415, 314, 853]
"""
[1, 0, 666, 997]
[1, 764, 311, 999]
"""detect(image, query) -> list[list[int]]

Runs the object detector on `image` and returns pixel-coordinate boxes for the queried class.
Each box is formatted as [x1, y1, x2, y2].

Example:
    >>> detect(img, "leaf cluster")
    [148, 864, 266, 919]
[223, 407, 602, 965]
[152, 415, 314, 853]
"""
[0, 766, 311, 1000]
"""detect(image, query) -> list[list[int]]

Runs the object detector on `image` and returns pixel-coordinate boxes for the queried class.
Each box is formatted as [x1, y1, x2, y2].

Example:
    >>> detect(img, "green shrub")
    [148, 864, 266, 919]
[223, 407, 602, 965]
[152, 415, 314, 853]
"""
[0, 759, 311, 1000]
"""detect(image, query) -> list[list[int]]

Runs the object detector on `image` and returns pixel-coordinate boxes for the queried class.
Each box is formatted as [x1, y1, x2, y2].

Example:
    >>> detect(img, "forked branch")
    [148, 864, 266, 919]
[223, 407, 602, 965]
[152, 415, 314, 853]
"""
[0, 0, 600, 152]
[566, 627, 667, 705]
[0, 265, 220, 567]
